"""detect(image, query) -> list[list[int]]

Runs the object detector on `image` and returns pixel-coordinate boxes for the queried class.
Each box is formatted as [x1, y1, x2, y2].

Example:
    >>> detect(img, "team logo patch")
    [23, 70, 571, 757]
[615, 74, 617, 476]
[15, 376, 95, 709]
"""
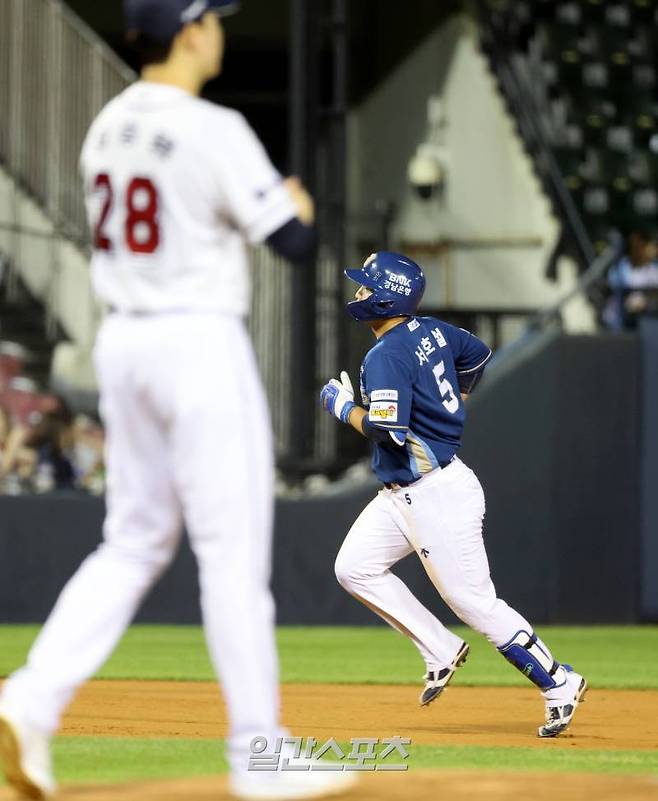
[369, 401, 398, 422]
[407, 319, 420, 332]
[371, 389, 398, 401]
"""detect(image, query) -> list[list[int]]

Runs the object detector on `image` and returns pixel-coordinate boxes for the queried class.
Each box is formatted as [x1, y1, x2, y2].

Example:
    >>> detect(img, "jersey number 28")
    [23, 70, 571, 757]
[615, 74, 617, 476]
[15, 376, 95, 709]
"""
[432, 361, 459, 414]
[93, 173, 160, 254]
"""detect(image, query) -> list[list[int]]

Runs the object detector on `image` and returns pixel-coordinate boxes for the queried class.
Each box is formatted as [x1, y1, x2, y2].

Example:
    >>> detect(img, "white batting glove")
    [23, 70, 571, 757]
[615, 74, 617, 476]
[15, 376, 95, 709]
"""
[320, 370, 356, 424]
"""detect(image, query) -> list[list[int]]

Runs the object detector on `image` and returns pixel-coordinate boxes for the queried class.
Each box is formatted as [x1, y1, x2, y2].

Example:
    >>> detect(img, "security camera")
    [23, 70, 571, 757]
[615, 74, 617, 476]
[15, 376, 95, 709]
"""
[408, 96, 449, 200]
[408, 150, 444, 200]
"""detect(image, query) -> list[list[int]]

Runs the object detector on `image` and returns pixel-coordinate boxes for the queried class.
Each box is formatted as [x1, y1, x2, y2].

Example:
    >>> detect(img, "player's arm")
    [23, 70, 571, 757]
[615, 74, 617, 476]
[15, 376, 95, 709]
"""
[319, 378, 403, 444]
[212, 113, 317, 265]
[266, 217, 317, 265]
[320, 353, 412, 446]
[264, 176, 317, 263]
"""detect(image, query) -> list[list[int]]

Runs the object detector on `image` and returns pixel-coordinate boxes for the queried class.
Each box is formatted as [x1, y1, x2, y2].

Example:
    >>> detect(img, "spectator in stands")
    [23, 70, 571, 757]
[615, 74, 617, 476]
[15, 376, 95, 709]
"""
[0, 398, 78, 493]
[71, 414, 105, 494]
[23, 400, 77, 492]
[0, 405, 10, 451]
[0, 422, 38, 493]
[602, 228, 658, 330]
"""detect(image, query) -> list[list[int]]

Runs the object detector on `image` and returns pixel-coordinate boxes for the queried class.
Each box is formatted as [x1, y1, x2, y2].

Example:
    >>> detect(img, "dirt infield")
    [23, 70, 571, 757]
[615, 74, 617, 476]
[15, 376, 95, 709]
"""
[58, 680, 658, 751]
[1, 681, 658, 800]
[2, 772, 658, 801]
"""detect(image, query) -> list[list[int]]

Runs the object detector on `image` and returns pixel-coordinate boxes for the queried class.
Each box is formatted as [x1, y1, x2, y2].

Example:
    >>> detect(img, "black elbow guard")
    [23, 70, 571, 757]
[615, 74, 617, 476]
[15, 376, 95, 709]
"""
[458, 368, 485, 395]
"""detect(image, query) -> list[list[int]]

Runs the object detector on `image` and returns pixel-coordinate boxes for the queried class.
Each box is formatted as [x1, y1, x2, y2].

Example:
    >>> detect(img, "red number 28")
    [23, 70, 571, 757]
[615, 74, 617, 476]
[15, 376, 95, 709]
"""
[93, 173, 160, 254]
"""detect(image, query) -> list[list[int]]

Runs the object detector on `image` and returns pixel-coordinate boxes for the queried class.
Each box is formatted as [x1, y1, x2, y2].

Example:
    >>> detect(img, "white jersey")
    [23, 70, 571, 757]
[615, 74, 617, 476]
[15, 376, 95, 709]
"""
[80, 81, 296, 315]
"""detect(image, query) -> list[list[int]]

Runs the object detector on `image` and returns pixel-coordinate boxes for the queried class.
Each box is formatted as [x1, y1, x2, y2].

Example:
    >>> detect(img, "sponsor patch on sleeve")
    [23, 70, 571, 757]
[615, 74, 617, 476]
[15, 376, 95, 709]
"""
[371, 389, 399, 402]
[369, 401, 398, 422]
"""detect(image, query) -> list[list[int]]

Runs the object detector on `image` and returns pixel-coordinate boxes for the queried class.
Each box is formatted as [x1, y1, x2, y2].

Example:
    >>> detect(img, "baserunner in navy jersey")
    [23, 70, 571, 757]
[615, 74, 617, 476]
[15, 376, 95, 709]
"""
[321, 251, 588, 739]
[358, 313, 491, 485]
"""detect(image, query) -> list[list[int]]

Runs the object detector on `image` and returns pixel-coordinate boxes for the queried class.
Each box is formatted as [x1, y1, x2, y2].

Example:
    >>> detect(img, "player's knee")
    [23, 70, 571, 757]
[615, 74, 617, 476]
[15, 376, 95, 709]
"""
[334, 550, 362, 591]
[442, 588, 497, 631]
[334, 552, 353, 590]
[100, 537, 176, 581]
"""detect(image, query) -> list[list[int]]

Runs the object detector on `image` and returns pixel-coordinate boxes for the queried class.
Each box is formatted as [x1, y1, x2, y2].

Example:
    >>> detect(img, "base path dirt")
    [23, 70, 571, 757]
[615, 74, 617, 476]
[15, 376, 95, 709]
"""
[2, 771, 658, 801]
[57, 680, 658, 751]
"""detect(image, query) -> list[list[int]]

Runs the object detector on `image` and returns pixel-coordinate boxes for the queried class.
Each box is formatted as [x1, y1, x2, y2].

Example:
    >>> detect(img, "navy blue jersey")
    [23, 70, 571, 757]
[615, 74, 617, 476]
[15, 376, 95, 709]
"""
[359, 316, 492, 485]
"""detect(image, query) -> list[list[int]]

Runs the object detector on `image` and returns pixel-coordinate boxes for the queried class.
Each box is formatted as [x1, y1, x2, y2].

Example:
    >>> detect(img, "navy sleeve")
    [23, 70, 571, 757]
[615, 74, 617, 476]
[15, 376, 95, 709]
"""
[440, 322, 492, 393]
[363, 348, 415, 444]
[266, 218, 317, 264]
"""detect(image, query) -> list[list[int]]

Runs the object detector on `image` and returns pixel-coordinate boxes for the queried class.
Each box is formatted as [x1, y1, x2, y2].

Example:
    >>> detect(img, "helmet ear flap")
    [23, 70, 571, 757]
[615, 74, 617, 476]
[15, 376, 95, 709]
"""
[373, 298, 395, 315]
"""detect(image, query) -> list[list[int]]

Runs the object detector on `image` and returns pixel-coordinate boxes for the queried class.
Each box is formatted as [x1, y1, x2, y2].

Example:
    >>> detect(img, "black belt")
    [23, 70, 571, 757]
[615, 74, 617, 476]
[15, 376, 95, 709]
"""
[384, 455, 455, 490]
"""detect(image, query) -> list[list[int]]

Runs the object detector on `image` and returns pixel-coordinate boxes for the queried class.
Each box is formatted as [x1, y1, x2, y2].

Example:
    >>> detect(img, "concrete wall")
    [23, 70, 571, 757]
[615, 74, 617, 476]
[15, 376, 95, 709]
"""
[0, 167, 100, 349]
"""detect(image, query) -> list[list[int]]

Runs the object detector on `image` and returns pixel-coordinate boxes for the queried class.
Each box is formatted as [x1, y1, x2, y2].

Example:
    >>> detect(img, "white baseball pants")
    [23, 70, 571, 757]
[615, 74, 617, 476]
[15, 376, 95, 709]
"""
[1, 313, 280, 776]
[335, 458, 533, 671]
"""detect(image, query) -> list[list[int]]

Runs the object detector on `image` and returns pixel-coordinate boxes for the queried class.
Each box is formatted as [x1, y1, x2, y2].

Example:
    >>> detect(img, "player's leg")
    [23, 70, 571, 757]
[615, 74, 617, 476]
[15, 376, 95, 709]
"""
[394, 458, 586, 733]
[167, 316, 281, 779]
[0, 318, 183, 794]
[335, 492, 464, 675]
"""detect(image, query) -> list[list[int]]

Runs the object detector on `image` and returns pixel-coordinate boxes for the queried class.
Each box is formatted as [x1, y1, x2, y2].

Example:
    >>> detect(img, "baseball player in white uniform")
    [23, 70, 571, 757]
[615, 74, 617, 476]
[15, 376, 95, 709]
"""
[0, 3, 353, 799]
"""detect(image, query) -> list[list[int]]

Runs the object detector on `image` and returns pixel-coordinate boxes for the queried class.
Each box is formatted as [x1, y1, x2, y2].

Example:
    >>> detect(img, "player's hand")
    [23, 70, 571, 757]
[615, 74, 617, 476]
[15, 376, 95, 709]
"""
[284, 176, 315, 225]
[320, 370, 356, 424]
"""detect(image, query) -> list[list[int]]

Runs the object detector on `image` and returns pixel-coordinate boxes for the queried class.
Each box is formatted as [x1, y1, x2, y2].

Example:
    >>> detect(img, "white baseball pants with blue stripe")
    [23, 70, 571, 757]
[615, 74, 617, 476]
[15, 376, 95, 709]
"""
[335, 457, 533, 671]
[1, 313, 280, 777]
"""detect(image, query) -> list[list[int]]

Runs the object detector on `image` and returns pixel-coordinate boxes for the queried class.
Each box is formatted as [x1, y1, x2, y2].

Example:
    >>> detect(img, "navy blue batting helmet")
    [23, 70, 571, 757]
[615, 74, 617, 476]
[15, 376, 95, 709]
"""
[125, 0, 240, 43]
[344, 251, 426, 321]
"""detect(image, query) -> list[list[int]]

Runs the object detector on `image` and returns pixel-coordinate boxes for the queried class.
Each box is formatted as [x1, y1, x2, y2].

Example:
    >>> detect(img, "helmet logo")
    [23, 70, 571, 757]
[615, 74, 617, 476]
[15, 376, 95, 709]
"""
[388, 272, 412, 288]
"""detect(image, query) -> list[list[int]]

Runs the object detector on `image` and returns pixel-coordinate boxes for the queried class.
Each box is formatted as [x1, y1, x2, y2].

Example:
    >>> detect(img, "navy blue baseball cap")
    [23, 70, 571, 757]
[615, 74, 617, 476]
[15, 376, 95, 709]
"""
[125, 0, 240, 43]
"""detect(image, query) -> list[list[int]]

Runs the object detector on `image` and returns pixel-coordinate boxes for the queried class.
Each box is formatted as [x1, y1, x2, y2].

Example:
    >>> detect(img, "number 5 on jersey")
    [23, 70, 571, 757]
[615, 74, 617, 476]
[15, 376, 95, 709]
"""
[93, 173, 160, 254]
[433, 360, 459, 414]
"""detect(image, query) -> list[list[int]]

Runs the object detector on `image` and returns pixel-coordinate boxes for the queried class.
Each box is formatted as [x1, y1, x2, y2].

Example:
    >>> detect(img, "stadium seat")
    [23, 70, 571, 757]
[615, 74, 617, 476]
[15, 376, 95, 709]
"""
[610, 186, 658, 235]
[582, 216, 613, 253]
[590, 31, 634, 64]
[570, 99, 616, 147]
[643, 152, 658, 186]
[554, 146, 586, 189]
[541, 22, 584, 64]
[591, 148, 633, 185]
[619, 92, 658, 147]
[605, 125, 634, 154]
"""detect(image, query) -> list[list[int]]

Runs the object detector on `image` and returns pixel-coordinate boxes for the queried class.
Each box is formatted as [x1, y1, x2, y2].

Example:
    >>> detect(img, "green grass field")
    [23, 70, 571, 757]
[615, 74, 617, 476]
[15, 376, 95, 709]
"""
[2, 625, 656, 687]
[1, 625, 657, 785]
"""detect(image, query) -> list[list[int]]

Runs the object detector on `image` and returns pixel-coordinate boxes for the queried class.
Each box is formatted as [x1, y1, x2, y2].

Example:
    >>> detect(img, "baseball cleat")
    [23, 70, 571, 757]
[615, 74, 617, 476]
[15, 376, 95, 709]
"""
[229, 769, 357, 800]
[538, 667, 588, 738]
[0, 703, 56, 800]
[419, 641, 470, 706]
